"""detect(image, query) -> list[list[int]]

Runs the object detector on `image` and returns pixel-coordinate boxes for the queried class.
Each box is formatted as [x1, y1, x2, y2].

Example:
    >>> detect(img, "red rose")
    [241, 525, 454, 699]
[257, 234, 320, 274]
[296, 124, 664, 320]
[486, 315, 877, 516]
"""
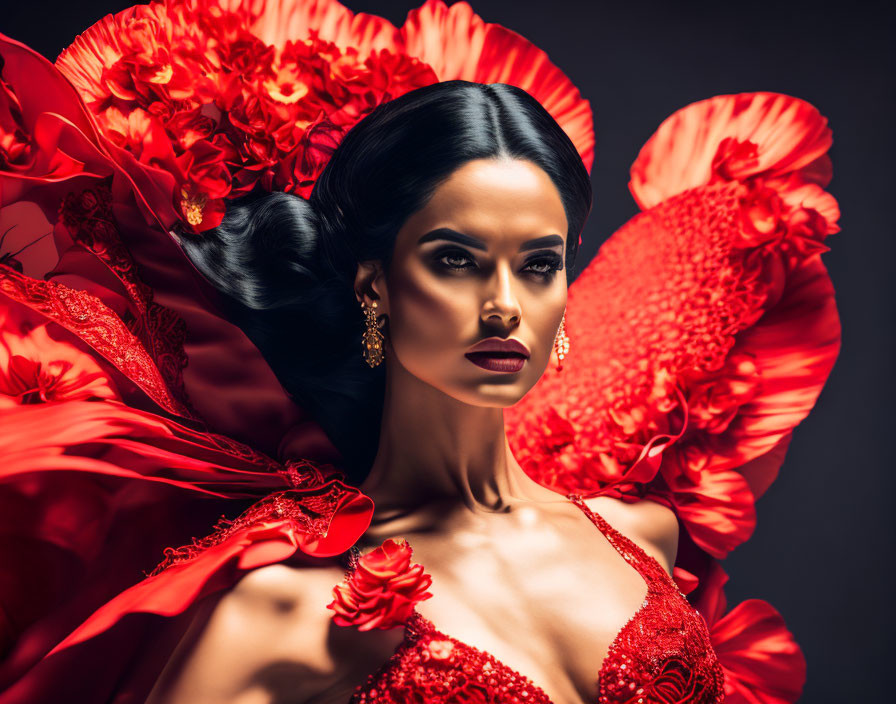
[328, 538, 433, 631]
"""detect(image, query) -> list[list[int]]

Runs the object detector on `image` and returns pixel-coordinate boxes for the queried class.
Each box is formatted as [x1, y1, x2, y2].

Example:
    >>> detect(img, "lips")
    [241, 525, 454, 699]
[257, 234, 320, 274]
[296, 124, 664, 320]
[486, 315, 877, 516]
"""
[465, 337, 530, 373]
[466, 337, 530, 357]
[465, 353, 526, 373]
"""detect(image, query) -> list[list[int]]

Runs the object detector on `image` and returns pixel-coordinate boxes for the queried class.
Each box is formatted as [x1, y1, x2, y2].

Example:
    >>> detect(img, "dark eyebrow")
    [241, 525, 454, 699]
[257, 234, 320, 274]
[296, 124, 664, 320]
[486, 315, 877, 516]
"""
[520, 234, 565, 251]
[417, 228, 564, 252]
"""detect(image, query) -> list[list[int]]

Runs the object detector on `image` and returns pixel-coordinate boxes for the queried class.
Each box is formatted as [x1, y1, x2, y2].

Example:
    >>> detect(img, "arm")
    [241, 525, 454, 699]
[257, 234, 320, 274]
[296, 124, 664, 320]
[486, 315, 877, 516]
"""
[146, 563, 346, 704]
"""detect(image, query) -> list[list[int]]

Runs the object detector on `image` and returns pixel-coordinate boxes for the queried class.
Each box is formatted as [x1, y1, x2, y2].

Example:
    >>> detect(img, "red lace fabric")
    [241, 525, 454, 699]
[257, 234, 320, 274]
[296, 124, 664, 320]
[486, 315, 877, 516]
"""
[348, 494, 725, 703]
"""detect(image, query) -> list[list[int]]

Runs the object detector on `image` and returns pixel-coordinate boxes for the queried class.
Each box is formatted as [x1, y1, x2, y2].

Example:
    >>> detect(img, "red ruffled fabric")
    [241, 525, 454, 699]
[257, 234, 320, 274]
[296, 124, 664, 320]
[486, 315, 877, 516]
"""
[506, 91, 840, 560]
[504, 92, 840, 703]
[0, 274, 373, 700]
[0, 33, 372, 702]
[694, 562, 807, 704]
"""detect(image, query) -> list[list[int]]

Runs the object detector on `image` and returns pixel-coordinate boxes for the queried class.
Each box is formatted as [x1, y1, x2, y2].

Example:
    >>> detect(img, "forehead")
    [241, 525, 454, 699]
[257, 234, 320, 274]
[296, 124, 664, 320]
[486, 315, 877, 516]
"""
[396, 158, 569, 248]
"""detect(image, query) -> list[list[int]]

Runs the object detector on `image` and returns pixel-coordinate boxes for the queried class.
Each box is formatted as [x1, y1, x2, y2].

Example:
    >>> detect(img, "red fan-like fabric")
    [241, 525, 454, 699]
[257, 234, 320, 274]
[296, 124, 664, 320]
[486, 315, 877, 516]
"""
[505, 91, 840, 702]
[507, 92, 840, 554]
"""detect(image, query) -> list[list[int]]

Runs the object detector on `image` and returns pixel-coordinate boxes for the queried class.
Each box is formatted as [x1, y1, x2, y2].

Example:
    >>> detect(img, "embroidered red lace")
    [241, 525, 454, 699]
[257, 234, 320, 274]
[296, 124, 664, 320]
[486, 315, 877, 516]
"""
[348, 494, 725, 703]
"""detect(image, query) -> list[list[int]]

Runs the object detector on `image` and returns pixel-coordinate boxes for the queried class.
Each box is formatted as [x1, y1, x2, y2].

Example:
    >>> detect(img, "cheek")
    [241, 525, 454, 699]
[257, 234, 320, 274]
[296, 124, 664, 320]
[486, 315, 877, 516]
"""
[528, 291, 567, 365]
[387, 267, 475, 360]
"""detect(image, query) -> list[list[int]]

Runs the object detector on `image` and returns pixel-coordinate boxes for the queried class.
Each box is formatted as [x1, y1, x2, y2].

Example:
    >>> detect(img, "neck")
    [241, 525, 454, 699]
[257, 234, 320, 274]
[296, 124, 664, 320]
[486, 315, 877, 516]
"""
[358, 359, 561, 523]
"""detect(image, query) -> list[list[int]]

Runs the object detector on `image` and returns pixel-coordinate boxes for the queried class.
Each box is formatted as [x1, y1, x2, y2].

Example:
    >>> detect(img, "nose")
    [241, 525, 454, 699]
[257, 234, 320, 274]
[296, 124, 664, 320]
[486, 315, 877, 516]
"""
[481, 262, 521, 329]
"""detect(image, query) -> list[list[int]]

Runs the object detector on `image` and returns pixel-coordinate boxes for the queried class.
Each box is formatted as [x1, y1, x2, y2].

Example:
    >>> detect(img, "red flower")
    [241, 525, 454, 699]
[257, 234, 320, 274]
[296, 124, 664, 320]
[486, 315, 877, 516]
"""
[738, 182, 789, 246]
[328, 538, 433, 631]
[680, 353, 761, 436]
[55, 0, 592, 233]
[278, 115, 344, 197]
[0, 307, 120, 407]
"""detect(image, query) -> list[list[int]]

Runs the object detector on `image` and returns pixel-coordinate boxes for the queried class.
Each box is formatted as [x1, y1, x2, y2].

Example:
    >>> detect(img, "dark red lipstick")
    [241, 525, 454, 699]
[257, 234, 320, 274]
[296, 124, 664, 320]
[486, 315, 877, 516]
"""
[465, 337, 530, 373]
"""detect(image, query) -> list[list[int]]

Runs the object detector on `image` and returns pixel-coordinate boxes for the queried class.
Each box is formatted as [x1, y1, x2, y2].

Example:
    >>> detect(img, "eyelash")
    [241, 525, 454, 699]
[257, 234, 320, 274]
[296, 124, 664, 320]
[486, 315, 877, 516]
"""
[434, 248, 563, 278]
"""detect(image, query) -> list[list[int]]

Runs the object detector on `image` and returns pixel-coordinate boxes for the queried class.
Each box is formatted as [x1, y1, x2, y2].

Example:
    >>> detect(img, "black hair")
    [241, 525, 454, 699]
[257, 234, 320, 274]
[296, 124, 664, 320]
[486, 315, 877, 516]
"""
[180, 80, 592, 481]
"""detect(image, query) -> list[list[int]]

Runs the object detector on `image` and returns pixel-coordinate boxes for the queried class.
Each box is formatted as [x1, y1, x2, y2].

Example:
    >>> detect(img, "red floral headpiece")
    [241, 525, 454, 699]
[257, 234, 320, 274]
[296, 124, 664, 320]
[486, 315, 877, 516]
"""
[55, 0, 594, 234]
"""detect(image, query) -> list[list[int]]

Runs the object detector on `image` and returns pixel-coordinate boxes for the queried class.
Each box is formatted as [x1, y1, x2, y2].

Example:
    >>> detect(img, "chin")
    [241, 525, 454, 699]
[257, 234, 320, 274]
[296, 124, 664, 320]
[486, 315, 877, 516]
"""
[450, 376, 540, 408]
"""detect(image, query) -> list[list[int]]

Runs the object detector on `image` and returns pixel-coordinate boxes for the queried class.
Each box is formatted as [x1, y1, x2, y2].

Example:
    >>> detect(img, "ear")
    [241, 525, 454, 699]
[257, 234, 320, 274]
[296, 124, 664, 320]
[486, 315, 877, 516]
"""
[354, 260, 389, 314]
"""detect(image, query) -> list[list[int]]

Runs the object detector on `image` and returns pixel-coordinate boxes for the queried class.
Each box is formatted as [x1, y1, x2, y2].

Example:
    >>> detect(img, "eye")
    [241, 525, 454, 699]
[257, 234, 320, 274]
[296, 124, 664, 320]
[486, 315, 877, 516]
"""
[434, 248, 477, 271]
[523, 253, 563, 278]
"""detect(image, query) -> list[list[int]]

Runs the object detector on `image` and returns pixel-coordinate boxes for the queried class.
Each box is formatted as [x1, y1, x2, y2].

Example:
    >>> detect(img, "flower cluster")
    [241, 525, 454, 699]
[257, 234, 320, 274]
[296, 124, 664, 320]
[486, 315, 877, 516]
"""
[0, 305, 120, 407]
[328, 538, 433, 631]
[712, 137, 837, 271]
[57, 0, 437, 232]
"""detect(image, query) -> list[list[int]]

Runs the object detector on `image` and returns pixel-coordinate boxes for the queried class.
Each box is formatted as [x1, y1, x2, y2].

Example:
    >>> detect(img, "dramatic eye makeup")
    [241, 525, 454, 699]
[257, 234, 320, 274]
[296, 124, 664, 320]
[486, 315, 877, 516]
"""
[418, 228, 565, 278]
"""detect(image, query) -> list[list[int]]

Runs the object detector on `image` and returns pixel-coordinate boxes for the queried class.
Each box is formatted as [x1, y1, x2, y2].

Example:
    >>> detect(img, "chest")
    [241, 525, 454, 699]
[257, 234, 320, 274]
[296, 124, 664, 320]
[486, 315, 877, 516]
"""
[348, 504, 654, 703]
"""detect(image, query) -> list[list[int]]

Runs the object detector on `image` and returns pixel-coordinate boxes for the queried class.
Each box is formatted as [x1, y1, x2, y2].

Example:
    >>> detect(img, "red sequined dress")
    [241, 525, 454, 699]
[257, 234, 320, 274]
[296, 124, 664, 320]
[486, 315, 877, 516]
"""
[348, 494, 725, 704]
[0, 1, 838, 703]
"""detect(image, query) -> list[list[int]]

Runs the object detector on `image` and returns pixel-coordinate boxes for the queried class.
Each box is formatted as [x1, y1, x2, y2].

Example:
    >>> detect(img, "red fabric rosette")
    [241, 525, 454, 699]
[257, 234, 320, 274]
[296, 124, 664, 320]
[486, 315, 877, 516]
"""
[328, 537, 433, 631]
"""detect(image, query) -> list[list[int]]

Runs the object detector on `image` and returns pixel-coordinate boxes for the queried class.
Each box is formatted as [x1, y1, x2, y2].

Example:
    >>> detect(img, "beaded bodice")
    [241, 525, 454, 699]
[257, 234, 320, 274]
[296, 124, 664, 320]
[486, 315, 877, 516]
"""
[347, 494, 725, 703]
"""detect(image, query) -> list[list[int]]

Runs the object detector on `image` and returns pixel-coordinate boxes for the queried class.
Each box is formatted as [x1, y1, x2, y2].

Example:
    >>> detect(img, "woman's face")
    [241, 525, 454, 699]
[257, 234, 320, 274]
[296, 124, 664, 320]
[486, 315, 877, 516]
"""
[366, 157, 570, 407]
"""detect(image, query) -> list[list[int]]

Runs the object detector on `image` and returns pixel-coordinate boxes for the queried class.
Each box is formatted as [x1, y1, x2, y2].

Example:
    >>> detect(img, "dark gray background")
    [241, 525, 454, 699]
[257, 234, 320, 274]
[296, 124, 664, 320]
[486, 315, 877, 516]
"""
[3, 1, 893, 700]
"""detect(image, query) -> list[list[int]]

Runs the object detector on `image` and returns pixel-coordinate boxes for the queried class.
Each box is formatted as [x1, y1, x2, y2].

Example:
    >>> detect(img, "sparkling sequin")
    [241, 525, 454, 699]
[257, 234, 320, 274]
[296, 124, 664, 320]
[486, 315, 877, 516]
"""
[347, 494, 725, 703]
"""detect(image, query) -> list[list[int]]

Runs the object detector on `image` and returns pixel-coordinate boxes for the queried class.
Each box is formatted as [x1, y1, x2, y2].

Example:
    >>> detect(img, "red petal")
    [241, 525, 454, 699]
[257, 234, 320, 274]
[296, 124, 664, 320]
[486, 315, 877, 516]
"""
[400, 0, 487, 81]
[680, 256, 840, 480]
[672, 566, 699, 595]
[0, 34, 113, 189]
[630, 93, 832, 210]
[245, 0, 401, 56]
[712, 600, 807, 704]
[689, 562, 805, 703]
[400, 0, 594, 172]
[661, 466, 756, 559]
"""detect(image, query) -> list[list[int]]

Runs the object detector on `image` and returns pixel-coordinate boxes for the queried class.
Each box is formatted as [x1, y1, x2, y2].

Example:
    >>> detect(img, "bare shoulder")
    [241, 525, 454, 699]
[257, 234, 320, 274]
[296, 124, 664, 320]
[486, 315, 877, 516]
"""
[582, 495, 680, 576]
[146, 561, 351, 704]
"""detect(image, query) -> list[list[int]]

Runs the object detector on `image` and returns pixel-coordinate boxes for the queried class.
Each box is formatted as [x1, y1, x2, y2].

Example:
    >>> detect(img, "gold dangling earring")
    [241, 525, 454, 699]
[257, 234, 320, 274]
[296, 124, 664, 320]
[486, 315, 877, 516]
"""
[361, 300, 385, 368]
[554, 310, 569, 372]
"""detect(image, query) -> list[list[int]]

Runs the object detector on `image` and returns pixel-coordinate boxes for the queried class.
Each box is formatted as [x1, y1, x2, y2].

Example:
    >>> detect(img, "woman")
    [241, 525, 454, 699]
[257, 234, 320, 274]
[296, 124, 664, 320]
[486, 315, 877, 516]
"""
[0, 0, 839, 702]
[145, 79, 703, 703]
